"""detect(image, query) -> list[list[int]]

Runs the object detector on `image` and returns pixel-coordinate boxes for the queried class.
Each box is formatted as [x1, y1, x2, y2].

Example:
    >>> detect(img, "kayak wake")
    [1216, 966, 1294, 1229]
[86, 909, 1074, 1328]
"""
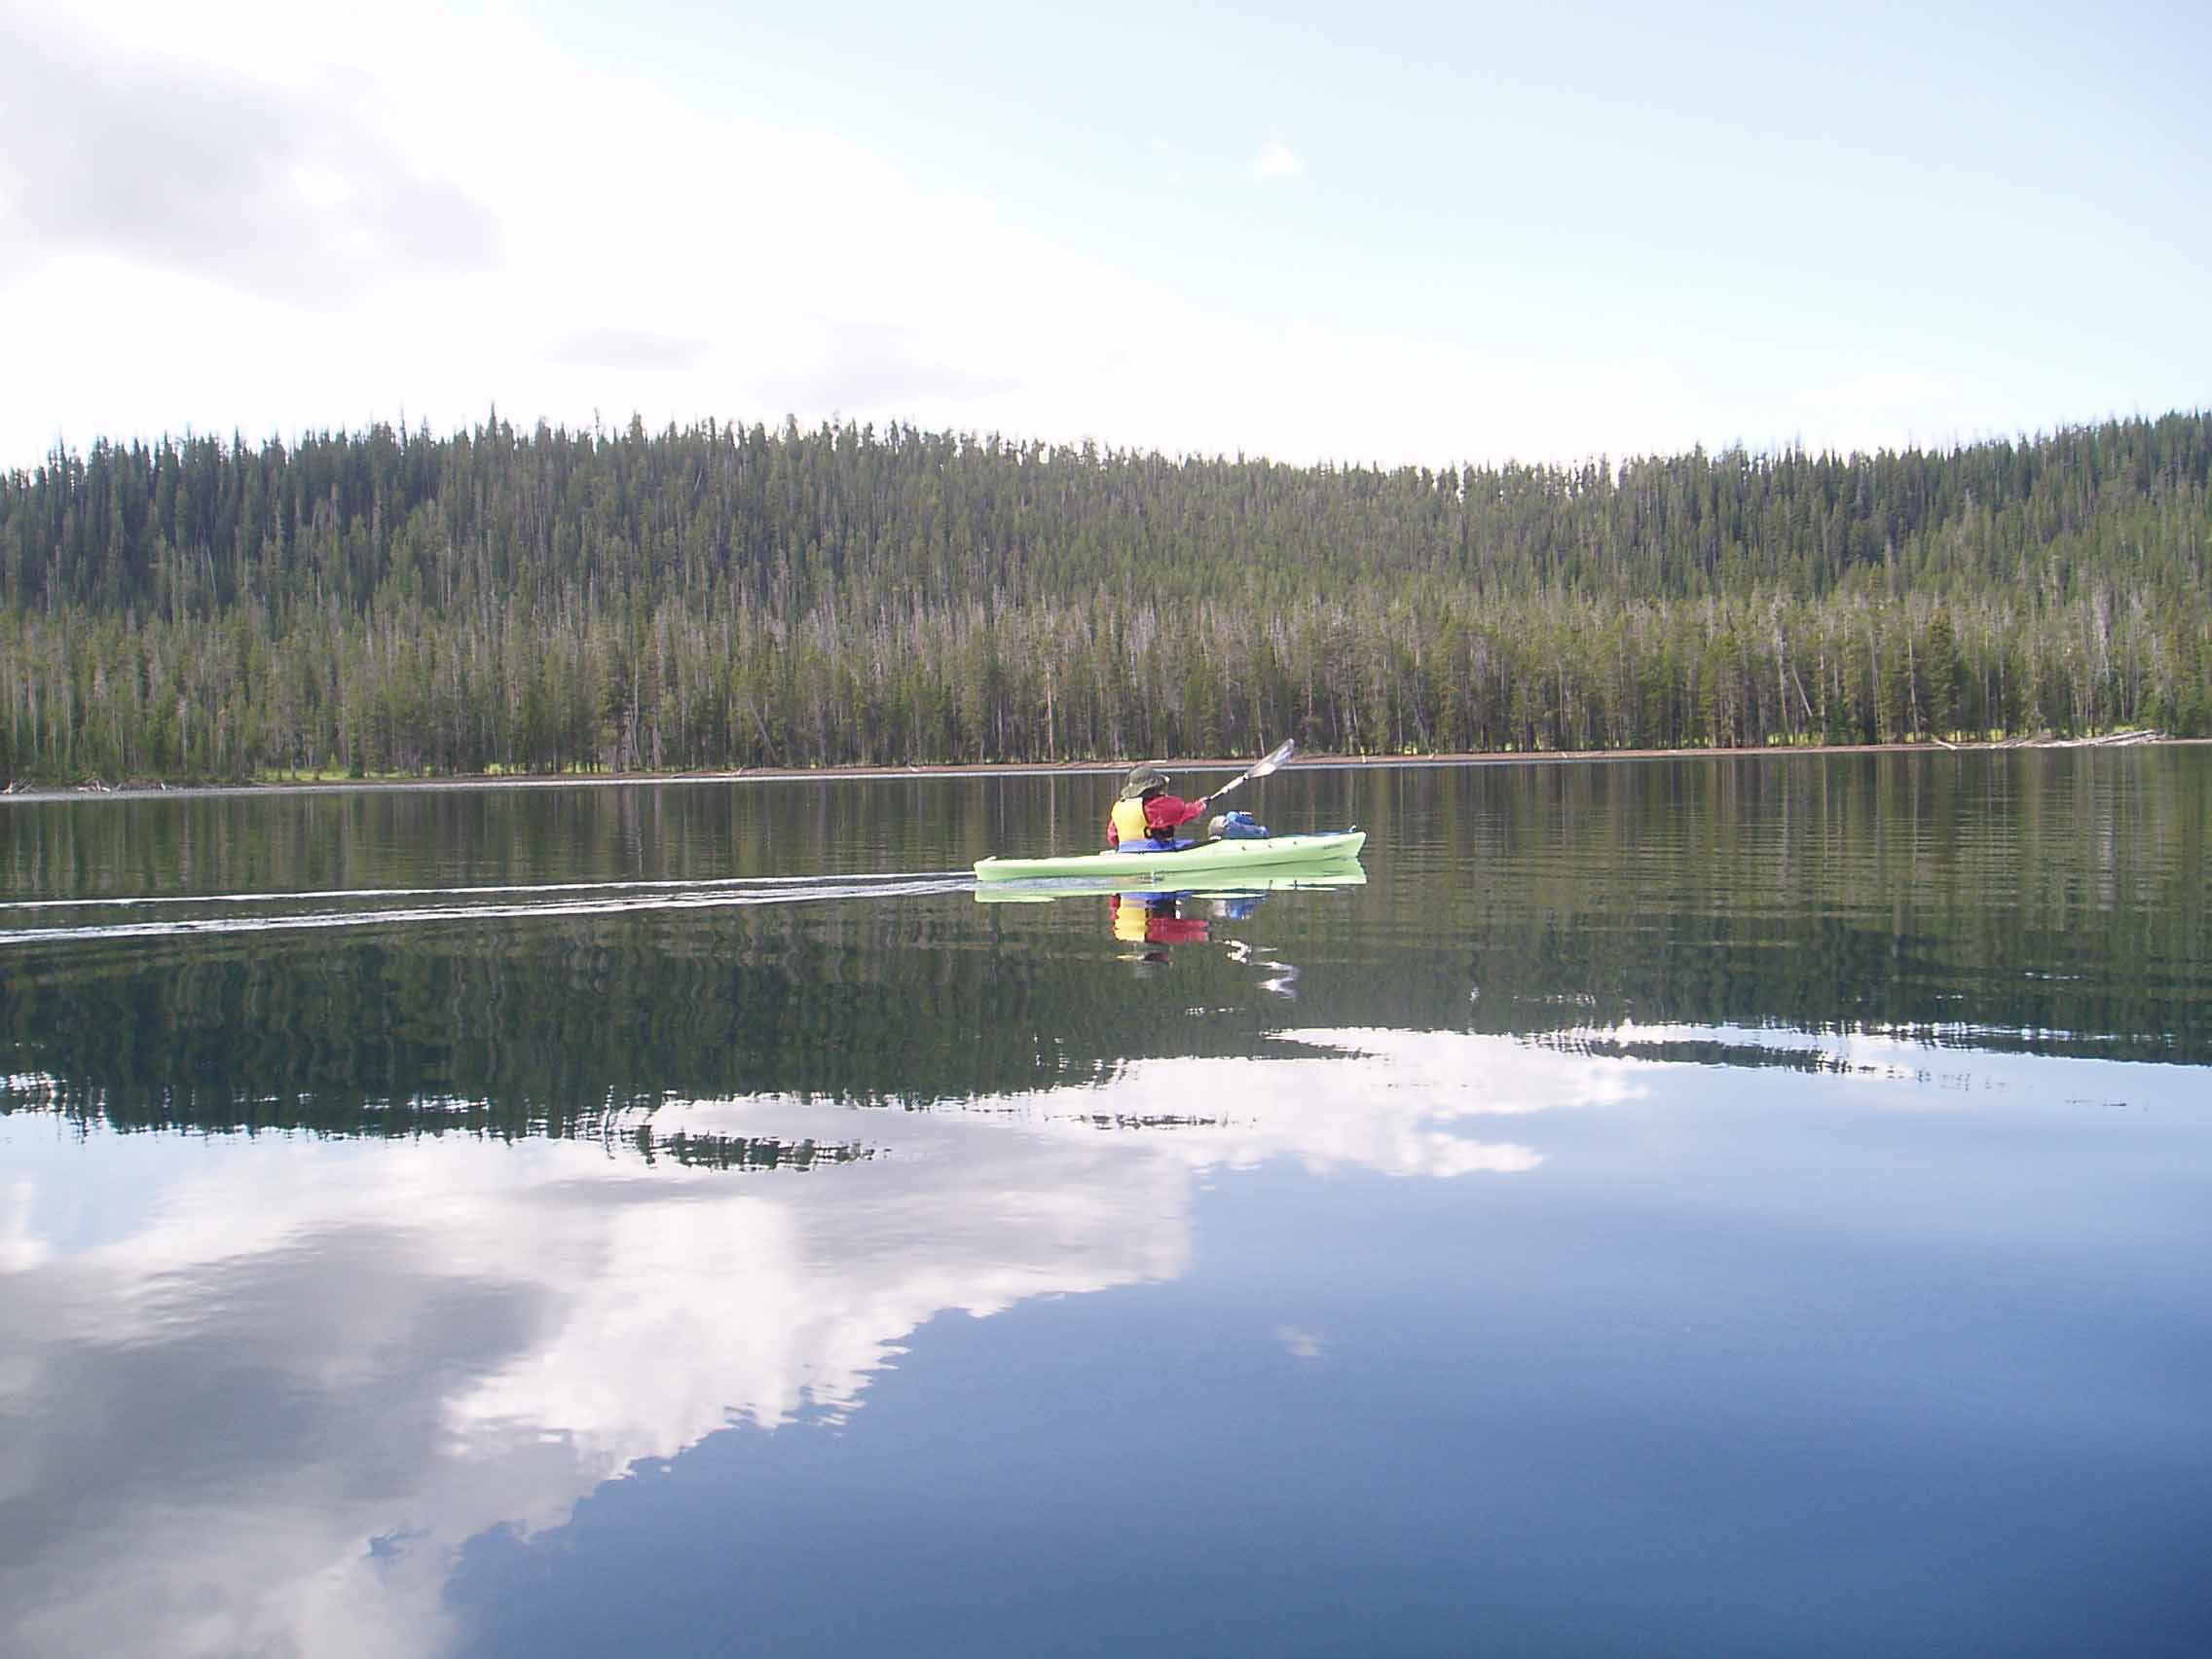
[3, 869, 964, 910]
[0, 871, 974, 946]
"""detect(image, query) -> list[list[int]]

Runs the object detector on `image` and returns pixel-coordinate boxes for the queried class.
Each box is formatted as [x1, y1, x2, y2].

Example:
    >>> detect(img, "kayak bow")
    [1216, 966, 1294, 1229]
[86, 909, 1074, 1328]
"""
[973, 830, 1366, 882]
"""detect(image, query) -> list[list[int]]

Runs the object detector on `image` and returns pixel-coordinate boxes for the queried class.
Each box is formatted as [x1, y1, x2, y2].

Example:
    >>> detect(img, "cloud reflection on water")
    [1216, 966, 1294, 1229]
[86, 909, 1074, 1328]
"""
[0, 1031, 1629, 1659]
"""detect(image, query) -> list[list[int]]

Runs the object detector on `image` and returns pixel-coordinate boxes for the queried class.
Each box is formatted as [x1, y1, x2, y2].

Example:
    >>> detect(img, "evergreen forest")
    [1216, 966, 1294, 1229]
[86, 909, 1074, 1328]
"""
[3, 410, 2208, 783]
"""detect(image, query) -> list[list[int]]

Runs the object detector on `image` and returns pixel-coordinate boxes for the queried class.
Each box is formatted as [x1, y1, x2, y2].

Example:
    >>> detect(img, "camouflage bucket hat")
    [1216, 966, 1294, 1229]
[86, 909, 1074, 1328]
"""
[1118, 764, 1170, 800]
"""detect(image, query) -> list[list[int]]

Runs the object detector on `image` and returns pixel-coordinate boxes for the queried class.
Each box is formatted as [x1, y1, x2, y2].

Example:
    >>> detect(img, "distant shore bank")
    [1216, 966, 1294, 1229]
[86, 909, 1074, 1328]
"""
[4, 734, 2201, 805]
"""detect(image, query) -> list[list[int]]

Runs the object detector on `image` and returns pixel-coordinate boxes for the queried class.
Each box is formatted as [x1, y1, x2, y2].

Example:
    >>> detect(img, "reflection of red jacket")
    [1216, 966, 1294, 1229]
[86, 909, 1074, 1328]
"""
[1109, 895, 1210, 943]
[1106, 793, 1207, 849]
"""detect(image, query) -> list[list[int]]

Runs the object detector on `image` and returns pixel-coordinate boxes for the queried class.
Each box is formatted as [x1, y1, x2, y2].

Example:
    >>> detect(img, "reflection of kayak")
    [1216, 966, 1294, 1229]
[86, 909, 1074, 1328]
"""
[973, 864, 1367, 903]
[973, 830, 1366, 882]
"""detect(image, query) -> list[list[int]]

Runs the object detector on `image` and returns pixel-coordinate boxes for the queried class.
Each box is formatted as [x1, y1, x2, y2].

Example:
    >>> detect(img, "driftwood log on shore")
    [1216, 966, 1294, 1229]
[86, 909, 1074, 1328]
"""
[1993, 729, 2166, 749]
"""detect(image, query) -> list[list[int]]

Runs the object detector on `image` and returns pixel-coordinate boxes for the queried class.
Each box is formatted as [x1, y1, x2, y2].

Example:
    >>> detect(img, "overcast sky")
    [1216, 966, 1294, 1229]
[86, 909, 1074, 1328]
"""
[1, 0, 2206, 470]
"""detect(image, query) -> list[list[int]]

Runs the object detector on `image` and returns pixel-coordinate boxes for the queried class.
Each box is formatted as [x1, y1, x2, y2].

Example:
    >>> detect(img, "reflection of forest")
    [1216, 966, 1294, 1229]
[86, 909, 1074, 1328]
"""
[0, 909, 1315, 1137]
[1343, 749, 2210, 1063]
[3, 750, 2205, 1139]
[636, 1128, 871, 1170]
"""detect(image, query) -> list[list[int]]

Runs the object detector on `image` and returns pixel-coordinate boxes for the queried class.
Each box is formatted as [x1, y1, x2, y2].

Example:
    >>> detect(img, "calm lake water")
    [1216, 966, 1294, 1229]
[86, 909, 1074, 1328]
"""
[4, 752, 2209, 1658]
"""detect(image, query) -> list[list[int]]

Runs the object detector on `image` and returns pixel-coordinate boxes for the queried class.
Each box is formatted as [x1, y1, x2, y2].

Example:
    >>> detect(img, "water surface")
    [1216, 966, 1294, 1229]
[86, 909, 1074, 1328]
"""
[3, 751, 2208, 1657]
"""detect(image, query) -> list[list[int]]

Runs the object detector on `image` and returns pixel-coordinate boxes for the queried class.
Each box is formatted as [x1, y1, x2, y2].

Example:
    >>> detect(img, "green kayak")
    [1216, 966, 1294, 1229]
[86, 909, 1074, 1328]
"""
[974, 865, 1366, 903]
[974, 830, 1366, 882]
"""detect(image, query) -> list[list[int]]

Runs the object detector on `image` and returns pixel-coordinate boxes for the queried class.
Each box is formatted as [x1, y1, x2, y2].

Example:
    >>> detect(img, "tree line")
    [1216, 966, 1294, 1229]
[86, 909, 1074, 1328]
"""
[3, 411, 2207, 780]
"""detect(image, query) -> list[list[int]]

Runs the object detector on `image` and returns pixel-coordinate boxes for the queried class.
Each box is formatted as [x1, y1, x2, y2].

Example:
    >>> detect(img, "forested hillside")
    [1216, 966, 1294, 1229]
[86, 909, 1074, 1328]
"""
[3, 411, 2207, 781]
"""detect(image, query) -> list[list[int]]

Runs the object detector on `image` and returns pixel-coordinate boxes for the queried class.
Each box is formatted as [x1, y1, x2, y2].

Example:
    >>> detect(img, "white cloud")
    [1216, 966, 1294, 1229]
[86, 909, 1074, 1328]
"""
[18, 4, 1567, 471]
[0, 1, 2020, 478]
[1771, 369, 2002, 458]
[0, 0, 1149, 455]
[0, 15, 499, 303]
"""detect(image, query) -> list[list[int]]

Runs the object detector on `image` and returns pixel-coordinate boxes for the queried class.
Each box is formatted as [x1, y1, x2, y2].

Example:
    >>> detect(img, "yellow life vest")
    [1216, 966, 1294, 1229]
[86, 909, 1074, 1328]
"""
[1110, 797, 1153, 847]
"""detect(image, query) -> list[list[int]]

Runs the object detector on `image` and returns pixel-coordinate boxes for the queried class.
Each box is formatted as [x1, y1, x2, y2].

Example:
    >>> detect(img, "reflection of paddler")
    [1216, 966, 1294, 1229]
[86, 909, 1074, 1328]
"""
[1110, 893, 1210, 944]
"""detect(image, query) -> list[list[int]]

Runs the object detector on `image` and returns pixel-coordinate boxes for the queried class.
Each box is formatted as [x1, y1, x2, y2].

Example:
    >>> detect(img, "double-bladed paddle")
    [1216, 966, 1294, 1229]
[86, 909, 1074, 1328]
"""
[1206, 738, 1297, 805]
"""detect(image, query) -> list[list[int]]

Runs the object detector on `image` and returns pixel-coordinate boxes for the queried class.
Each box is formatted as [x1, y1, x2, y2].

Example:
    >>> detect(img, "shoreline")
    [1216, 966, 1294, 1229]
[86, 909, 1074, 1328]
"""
[3, 735, 2200, 805]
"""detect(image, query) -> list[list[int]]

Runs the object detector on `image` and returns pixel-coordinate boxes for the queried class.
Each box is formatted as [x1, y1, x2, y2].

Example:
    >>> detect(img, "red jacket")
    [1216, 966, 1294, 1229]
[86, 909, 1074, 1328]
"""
[1107, 793, 1207, 849]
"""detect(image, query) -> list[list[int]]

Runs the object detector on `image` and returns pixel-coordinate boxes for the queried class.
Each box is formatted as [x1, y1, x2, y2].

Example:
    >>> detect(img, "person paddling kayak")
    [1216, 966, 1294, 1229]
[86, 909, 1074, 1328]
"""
[1107, 764, 1213, 850]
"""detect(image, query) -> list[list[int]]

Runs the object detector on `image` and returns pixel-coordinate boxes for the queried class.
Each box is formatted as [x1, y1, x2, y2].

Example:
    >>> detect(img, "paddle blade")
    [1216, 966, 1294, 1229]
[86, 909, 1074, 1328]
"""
[1211, 739, 1297, 801]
